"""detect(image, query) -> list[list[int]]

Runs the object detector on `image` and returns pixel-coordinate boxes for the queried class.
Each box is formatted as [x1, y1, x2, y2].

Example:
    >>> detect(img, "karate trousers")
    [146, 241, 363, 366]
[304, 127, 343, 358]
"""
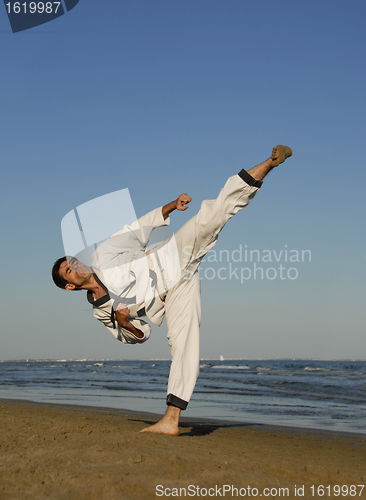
[164, 169, 262, 410]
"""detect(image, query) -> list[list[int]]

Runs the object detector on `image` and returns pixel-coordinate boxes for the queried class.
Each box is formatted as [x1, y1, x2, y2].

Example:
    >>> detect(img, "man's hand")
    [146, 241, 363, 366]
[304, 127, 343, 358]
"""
[162, 193, 192, 219]
[114, 303, 144, 339]
[115, 304, 130, 327]
[175, 193, 191, 211]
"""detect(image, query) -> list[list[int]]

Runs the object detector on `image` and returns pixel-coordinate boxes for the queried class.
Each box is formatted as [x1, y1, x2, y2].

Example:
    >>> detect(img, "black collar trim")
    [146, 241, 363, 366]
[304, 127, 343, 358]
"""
[86, 270, 111, 306]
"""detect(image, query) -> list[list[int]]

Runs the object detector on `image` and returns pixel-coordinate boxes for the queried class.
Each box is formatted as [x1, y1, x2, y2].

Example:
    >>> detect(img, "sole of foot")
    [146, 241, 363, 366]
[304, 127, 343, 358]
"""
[271, 145, 292, 167]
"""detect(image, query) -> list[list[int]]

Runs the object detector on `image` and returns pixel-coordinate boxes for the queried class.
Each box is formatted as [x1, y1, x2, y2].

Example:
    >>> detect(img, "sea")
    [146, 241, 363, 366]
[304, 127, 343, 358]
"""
[0, 358, 365, 435]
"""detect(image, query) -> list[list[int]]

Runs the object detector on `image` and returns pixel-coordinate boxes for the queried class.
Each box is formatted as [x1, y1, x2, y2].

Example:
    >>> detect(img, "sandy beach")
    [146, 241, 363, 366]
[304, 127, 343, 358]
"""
[0, 400, 365, 500]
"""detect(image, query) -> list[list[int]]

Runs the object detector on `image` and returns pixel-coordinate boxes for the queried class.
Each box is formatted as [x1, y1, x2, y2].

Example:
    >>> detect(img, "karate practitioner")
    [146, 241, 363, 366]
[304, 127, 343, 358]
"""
[52, 145, 292, 435]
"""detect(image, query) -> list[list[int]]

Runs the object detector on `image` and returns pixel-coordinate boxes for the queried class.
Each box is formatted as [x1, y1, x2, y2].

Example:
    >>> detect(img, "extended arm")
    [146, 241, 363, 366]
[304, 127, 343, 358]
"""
[162, 194, 192, 220]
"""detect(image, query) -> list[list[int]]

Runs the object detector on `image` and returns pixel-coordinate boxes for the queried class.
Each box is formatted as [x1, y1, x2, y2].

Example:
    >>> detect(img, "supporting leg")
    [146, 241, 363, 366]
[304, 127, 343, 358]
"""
[140, 273, 201, 436]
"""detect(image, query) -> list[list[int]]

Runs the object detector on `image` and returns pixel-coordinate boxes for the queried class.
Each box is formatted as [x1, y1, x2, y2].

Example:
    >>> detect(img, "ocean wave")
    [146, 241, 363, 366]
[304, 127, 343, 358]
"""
[211, 365, 251, 370]
[304, 367, 332, 372]
[1, 359, 365, 435]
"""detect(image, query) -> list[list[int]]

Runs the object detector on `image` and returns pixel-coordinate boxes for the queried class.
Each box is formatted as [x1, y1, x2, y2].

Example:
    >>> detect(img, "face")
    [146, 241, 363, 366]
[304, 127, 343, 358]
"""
[59, 257, 92, 290]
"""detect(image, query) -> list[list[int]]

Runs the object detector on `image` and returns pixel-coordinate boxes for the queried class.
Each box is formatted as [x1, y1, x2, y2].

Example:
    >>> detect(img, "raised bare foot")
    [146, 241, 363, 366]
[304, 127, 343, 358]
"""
[140, 418, 180, 436]
[270, 145, 292, 167]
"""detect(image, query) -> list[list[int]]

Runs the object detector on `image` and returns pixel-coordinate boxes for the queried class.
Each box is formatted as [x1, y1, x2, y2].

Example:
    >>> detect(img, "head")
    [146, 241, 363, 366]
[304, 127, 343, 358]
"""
[52, 256, 92, 291]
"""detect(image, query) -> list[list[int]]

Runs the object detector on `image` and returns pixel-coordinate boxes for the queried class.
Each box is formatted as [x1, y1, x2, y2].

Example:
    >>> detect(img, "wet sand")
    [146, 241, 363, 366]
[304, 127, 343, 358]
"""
[0, 399, 365, 499]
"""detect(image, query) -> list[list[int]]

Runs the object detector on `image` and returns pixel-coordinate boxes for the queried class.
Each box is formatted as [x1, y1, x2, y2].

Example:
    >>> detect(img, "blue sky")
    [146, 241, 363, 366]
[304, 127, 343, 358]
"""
[1, 0, 365, 361]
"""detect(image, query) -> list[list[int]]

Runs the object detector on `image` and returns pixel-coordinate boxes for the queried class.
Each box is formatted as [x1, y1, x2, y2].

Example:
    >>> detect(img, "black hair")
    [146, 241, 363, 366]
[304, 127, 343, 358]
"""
[52, 256, 81, 291]
[52, 256, 68, 289]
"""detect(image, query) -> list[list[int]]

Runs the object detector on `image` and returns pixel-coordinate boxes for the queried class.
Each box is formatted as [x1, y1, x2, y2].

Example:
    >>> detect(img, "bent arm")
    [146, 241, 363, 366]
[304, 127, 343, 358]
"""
[122, 193, 192, 250]
[92, 301, 151, 344]
[115, 307, 144, 339]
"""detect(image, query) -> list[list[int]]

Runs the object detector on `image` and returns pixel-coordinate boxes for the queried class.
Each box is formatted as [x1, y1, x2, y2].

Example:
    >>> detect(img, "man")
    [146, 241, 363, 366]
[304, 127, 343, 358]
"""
[52, 145, 292, 435]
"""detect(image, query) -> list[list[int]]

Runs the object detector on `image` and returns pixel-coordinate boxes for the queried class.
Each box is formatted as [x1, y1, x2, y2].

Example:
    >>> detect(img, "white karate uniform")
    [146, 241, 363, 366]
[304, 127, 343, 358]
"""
[88, 169, 262, 409]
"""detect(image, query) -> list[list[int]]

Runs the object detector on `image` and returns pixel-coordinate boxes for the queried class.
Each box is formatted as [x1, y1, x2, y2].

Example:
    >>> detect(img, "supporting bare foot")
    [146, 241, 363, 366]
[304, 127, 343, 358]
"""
[140, 406, 181, 436]
[270, 145, 292, 167]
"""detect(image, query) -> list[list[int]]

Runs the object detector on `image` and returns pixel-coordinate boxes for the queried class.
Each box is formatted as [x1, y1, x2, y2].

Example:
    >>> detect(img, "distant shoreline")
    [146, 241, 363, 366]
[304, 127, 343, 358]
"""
[1, 357, 366, 362]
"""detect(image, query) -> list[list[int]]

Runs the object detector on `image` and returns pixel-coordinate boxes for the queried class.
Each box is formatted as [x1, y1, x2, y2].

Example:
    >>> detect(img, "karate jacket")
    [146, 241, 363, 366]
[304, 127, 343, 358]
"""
[88, 207, 180, 344]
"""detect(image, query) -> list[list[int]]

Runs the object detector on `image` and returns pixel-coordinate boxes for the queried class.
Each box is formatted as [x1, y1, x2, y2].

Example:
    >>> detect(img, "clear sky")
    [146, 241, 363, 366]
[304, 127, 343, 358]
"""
[1, 0, 365, 361]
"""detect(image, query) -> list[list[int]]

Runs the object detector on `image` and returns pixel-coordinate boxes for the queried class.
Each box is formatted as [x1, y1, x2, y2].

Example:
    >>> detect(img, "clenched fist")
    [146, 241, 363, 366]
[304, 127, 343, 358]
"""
[175, 193, 192, 211]
[115, 303, 130, 328]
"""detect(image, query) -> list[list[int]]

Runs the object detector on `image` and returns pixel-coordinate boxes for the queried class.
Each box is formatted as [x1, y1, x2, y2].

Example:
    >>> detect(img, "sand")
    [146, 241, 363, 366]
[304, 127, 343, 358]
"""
[0, 400, 365, 500]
